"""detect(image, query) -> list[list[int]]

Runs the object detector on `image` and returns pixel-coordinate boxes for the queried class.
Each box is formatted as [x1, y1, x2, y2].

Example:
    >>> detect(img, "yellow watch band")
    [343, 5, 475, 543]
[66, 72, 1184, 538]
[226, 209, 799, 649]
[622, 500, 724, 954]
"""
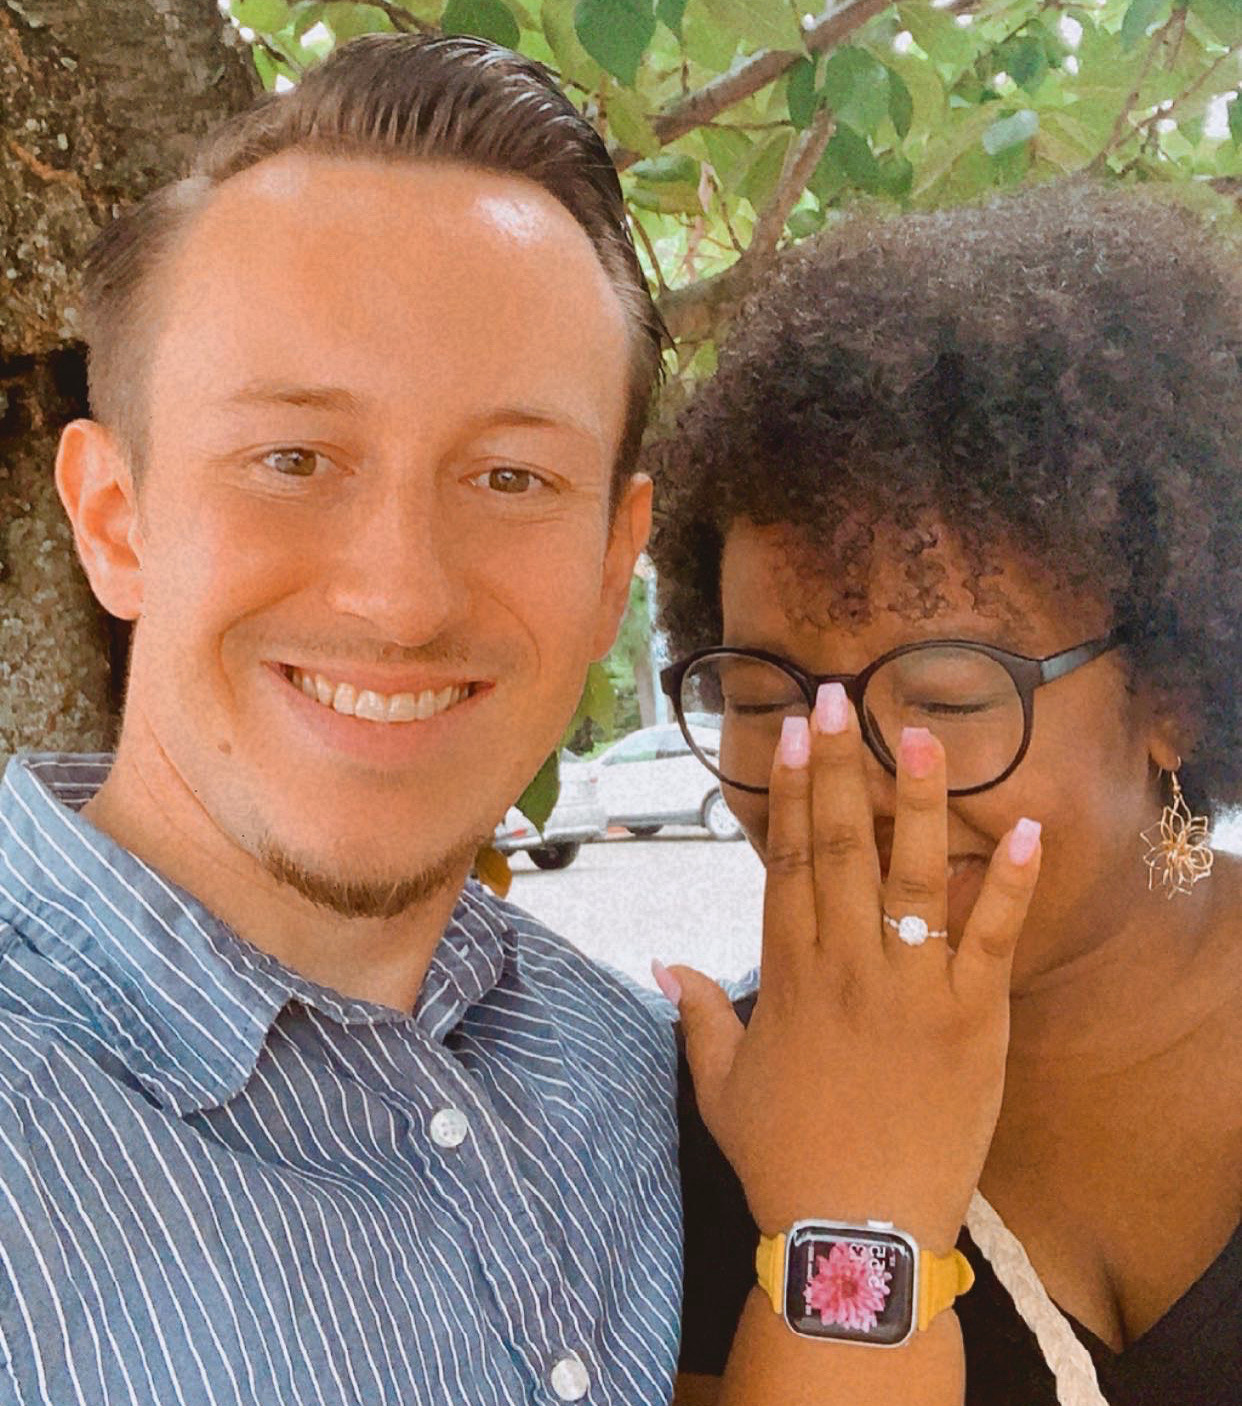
[755, 1228, 974, 1332]
[916, 1239, 975, 1332]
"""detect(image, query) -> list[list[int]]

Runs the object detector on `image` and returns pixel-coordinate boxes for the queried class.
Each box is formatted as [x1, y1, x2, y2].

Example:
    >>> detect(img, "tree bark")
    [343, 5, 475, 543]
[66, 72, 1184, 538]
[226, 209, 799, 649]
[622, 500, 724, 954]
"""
[1, 0, 255, 758]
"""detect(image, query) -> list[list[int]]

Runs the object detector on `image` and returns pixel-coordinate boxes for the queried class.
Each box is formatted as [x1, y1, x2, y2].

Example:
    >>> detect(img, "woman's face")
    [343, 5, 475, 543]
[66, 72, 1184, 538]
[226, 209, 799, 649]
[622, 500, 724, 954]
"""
[717, 520, 1174, 990]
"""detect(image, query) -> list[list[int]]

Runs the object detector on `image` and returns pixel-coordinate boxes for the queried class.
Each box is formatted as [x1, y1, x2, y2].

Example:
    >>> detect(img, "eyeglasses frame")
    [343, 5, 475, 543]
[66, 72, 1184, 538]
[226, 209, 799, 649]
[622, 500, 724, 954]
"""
[659, 628, 1126, 797]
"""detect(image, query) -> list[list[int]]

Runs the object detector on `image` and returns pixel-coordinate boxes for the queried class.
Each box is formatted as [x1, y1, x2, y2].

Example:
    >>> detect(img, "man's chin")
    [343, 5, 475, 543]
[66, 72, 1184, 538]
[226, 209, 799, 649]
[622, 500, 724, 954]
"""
[256, 833, 487, 921]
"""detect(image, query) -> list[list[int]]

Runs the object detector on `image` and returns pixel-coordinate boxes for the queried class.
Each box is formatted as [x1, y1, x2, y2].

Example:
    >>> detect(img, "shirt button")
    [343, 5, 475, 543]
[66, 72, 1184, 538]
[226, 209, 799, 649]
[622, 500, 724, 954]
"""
[549, 1352, 589, 1401]
[428, 1108, 469, 1149]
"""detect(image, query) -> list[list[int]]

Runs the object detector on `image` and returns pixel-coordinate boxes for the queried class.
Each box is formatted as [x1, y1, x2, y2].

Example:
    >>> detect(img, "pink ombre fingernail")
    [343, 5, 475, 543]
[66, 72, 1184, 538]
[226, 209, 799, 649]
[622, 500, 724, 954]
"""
[814, 682, 849, 734]
[779, 715, 811, 767]
[1008, 818, 1042, 865]
[651, 960, 682, 1006]
[899, 726, 938, 779]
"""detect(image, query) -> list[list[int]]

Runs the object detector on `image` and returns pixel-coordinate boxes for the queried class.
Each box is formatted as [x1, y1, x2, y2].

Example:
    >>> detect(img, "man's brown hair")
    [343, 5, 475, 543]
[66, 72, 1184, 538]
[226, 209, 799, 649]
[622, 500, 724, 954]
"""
[81, 33, 667, 491]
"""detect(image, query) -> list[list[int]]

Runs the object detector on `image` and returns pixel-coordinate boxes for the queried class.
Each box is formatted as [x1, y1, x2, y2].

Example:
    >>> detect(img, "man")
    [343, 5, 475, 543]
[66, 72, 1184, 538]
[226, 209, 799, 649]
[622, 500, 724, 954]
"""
[0, 34, 676, 1404]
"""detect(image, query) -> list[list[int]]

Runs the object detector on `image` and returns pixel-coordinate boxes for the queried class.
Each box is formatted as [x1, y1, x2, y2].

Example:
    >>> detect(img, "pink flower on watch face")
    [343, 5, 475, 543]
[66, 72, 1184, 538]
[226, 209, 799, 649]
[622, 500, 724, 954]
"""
[805, 1242, 893, 1332]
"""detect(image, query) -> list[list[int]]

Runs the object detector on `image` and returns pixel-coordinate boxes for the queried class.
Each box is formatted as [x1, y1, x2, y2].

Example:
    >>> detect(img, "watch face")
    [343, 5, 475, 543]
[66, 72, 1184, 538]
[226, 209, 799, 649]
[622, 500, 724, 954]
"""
[785, 1224, 916, 1346]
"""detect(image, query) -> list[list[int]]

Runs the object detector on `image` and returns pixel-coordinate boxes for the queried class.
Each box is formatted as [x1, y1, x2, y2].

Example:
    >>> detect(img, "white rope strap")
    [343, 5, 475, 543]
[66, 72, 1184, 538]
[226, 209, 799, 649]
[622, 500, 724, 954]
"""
[965, 1190, 1109, 1406]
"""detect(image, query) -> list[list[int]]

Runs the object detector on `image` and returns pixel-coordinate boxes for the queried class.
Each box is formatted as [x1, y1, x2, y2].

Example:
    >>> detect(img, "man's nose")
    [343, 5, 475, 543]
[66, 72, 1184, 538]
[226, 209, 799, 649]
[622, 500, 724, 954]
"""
[326, 486, 464, 647]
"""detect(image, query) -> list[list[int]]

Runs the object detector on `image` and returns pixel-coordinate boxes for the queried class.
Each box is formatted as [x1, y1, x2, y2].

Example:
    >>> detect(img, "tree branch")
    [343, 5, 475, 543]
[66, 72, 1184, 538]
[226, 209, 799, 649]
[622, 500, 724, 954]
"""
[615, 0, 892, 170]
[750, 106, 833, 257]
[630, 213, 669, 294]
[658, 108, 832, 343]
[1090, 12, 1181, 169]
[1120, 38, 1242, 171]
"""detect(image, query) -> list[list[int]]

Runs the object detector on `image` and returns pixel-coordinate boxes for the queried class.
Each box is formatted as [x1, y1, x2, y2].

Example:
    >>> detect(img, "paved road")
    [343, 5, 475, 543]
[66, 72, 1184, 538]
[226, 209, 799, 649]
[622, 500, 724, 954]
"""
[508, 828, 765, 991]
[509, 813, 1242, 992]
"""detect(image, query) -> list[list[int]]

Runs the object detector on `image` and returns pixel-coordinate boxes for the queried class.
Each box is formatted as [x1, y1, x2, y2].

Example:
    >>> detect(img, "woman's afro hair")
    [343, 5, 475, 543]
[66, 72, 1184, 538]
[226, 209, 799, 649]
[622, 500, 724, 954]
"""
[646, 181, 1242, 818]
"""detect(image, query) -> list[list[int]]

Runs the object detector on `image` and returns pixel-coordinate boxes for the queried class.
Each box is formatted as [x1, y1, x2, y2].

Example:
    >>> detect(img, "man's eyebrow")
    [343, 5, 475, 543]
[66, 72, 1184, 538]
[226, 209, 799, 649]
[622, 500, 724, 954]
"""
[470, 406, 601, 441]
[218, 388, 600, 441]
[221, 383, 366, 414]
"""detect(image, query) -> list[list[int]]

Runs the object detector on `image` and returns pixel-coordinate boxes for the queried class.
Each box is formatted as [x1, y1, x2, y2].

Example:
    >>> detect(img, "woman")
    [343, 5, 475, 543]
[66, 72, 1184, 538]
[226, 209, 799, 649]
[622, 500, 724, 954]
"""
[646, 182, 1241, 1404]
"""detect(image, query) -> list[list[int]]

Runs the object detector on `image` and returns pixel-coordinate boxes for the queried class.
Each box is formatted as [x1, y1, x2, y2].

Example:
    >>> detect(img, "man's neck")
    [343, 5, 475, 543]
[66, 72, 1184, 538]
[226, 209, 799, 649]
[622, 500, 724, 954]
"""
[81, 747, 471, 1014]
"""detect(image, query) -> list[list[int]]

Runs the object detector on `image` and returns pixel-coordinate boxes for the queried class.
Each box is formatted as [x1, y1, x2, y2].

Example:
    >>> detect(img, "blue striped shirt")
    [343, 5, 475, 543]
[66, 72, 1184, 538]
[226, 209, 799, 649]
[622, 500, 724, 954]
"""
[0, 754, 680, 1405]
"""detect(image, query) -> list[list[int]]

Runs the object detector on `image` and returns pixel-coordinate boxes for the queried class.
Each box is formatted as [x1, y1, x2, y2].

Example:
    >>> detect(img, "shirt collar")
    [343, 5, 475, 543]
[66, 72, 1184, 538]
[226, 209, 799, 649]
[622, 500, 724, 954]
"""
[0, 754, 510, 1113]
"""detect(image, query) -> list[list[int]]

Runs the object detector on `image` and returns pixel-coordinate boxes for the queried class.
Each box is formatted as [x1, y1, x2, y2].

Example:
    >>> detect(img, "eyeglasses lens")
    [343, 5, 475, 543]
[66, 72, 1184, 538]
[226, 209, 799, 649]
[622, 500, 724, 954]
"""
[679, 648, 1026, 792]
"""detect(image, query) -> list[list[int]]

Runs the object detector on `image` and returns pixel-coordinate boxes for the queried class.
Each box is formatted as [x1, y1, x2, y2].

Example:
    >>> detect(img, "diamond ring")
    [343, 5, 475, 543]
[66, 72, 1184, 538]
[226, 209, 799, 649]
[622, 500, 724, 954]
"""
[883, 913, 948, 946]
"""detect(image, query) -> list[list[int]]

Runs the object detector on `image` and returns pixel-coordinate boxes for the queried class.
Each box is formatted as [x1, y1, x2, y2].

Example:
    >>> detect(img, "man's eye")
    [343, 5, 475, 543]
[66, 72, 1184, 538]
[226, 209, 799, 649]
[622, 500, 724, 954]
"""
[474, 467, 545, 495]
[262, 448, 321, 477]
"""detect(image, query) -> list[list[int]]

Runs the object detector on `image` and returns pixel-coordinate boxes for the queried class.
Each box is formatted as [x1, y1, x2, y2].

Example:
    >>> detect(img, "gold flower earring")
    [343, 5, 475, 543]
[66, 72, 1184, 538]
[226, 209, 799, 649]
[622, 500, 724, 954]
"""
[1140, 762, 1214, 898]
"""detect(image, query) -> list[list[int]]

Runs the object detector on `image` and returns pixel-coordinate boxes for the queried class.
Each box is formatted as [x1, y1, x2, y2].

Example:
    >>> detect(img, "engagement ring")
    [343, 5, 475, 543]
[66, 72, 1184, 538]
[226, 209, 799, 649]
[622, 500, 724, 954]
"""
[883, 913, 948, 946]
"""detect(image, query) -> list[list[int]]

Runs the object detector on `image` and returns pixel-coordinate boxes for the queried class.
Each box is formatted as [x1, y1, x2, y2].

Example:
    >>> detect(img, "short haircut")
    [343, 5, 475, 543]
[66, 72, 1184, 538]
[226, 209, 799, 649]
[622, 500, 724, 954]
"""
[647, 182, 1242, 818]
[81, 33, 667, 494]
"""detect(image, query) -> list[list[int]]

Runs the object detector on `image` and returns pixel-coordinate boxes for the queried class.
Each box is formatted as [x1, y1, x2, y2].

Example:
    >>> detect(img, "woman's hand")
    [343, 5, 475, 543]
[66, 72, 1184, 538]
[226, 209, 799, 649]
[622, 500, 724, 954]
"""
[659, 683, 1042, 1251]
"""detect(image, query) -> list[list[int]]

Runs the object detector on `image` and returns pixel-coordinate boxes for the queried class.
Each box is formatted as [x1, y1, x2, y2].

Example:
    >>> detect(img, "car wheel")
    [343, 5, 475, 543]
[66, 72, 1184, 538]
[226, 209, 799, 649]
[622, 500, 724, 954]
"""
[528, 842, 580, 870]
[702, 790, 742, 841]
[626, 824, 663, 837]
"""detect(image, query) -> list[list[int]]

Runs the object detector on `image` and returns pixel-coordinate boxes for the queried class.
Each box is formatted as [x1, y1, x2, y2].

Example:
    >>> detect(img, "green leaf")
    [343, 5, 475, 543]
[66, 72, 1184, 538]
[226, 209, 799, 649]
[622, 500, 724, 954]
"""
[566, 661, 617, 738]
[897, 2, 976, 71]
[877, 153, 914, 199]
[827, 123, 883, 193]
[1121, 0, 1169, 51]
[786, 206, 825, 239]
[606, 84, 660, 156]
[681, 4, 737, 70]
[886, 65, 913, 139]
[324, 3, 394, 39]
[1004, 35, 1048, 94]
[808, 145, 847, 203]
[701, 0, 803, 50]
[1188, 0, 1242, 44]
[886, 52, 946, 137]
[232, 0, 292, 31]
[820, 47, 891, 137]
[251, 43, 279, 89]
[656, 0, 687, 35]
[628, 150, 703, 213]
[740, 131, 792, 209]
[982, 107, 1039, 155]
[543, 0, 606, 87]
[442, 0, 522, 48]
[786, 57, 821, 130]
[516, 750, 560, 831]
[1230, 94, 1242, 146]
[574, 0, 656, 86]
[700, 125, 754, 182]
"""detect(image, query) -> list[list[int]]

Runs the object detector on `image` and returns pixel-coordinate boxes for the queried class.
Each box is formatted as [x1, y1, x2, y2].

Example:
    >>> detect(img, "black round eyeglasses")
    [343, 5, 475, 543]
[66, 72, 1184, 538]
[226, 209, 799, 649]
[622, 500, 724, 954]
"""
[659, 629, 1125, 797]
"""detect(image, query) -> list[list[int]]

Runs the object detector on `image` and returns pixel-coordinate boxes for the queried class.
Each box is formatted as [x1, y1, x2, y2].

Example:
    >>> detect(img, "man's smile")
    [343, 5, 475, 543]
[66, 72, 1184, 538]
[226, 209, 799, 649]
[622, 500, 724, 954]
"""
[277, 662, 479, 724]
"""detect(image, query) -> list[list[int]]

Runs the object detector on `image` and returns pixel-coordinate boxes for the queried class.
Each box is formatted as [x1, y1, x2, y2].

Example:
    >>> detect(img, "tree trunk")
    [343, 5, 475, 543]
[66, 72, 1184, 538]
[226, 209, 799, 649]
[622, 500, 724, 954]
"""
[1, 0, 255, 758]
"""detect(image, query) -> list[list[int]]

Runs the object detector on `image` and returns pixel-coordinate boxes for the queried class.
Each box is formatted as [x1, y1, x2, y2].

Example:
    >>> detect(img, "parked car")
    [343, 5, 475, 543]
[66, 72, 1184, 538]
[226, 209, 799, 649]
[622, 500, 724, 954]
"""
[587, 722, 742, 841]
[492, 753, 606, 869]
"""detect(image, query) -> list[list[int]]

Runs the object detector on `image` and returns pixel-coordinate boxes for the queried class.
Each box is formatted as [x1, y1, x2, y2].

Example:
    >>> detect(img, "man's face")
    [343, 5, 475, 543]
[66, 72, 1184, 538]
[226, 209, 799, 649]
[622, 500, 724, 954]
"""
[110, 153, 640, 911]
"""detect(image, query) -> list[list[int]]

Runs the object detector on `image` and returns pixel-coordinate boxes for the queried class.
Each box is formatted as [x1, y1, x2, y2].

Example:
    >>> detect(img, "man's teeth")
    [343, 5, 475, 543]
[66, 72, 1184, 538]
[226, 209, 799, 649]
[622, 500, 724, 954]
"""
[287, 668, 467, 724]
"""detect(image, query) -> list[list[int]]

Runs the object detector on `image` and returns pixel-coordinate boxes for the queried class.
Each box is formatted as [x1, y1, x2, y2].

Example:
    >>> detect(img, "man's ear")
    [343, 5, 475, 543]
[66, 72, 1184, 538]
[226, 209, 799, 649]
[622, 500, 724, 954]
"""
[590, 472, 653, 661]
[54, 420, 144, 621]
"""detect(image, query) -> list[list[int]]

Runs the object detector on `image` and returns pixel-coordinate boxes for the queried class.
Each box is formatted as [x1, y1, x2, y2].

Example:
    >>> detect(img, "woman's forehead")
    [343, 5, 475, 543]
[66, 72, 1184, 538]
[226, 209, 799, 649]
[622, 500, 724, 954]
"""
[718, 518, 1108, 654]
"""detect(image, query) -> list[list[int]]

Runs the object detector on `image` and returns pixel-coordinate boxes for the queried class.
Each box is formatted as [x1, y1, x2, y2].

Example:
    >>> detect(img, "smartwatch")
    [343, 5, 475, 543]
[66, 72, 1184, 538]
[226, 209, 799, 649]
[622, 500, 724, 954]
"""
[756, 1219, 974, 1347]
